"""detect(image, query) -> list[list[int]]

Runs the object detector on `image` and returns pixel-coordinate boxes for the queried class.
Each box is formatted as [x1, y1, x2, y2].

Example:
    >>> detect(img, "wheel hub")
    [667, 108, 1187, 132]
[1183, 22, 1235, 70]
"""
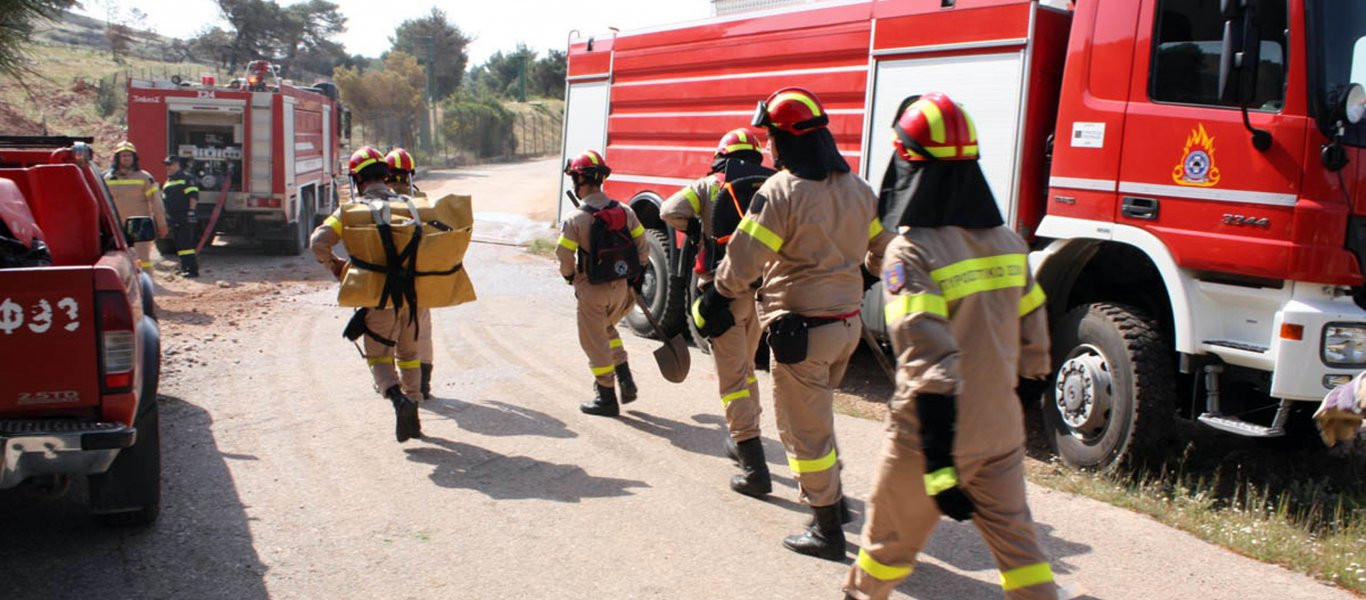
[1055, 349, 1113, 434]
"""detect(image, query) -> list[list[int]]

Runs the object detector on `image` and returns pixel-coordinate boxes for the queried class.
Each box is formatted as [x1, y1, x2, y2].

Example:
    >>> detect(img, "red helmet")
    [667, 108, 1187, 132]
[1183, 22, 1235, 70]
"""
[893, 92, 979, 162]
[752, 87, 828, 136]
[564, 149, 611, 178]
[715, 128, 763, 158]
[385, 148, 415, 173]
[349, 146, 387, 175]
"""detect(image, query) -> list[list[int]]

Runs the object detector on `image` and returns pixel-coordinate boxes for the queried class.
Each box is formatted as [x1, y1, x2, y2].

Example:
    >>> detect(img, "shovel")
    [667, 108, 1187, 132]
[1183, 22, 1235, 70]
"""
[633, 291, 691, 383]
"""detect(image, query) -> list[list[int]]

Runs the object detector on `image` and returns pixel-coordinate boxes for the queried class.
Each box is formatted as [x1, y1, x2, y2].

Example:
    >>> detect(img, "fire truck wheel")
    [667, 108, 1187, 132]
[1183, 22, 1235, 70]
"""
[277, 200, 314, 256]
[624, 228, 686, 339]
[1044, 302, 1176, 471]
[686, 271, 711, 355]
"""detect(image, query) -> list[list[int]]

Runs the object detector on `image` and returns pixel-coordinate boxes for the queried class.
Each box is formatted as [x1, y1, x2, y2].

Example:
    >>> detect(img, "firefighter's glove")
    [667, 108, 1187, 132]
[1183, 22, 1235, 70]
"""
[861, 265, 880, 292]
[1016, 377, 1049, 408]
[916, 393, 975, 522]
[693, 284, 734, 339]
[629, 272, 645, 295]
[685, 217, 702, 241]
[563, 274, 575, 286]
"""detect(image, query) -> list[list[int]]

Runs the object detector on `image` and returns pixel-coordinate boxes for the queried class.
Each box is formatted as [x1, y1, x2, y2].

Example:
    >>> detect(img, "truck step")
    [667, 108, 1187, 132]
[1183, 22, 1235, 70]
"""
[1203, 340, 1269, 353]
[1196, 413, 1285, 438]
[0, 420, 126, 435]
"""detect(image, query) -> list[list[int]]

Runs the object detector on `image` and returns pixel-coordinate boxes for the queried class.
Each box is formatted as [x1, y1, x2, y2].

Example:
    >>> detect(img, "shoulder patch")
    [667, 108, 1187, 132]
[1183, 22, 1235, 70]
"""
[883, 262, 906, 294]
[748, 191, 767, 215]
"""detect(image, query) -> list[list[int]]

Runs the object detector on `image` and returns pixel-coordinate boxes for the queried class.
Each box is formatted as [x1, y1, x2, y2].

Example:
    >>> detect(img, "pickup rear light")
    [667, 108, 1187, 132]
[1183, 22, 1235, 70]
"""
[247, 197, 282, 208]
[96, 290, 135, 393]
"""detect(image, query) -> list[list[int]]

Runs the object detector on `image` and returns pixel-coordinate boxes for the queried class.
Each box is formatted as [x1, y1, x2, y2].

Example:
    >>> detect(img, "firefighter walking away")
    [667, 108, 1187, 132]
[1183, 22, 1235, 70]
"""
[558, 150, 650, 417]
[662, 128, 775, 497]
[104, 141, 168, 273]
[844, 93, 1056, 600]
[696, 88, 894, 560]
[385, 147, 435, 397]
[162, 155, 200, 278]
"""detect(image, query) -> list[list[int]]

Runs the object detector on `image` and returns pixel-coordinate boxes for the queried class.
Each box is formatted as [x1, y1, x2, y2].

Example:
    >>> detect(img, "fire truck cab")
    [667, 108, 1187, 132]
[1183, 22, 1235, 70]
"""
[561, 0, 1366, 468]
[127, 62, 351, 255]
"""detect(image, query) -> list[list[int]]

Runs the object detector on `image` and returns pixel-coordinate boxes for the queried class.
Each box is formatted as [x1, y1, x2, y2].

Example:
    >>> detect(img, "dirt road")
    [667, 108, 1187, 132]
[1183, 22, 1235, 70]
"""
[0, 160, 1352, 599]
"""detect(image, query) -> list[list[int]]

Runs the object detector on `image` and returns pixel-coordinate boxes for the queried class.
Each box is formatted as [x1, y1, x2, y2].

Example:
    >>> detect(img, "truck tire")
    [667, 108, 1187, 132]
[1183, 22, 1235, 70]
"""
[90, 398, 162, 527]
[1043, 302, 1176, 471]
[686, 271, 711, 355]
[274, 200, 313, 256]
[625, 229, 686, 338]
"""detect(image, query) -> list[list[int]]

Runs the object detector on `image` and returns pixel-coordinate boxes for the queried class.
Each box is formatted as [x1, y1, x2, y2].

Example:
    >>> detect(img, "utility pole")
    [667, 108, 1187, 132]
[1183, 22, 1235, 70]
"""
[416, 35, 436, 154]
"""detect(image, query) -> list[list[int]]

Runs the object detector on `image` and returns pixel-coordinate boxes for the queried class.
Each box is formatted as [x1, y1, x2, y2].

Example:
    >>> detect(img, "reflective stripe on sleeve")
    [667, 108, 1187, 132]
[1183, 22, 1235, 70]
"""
[1000, 562, 1054, 591]
[930, 253, 1027, 302]
[857, 548, 914, 581]
[591, 365, 615, 376]
[787, 448, 837, 473]
[630, 224, 645, 238]
[164, 180, 185, 188]
[923, 466, 959, 496]
[325, 215, 343, 236]
[367, 357, 391, 366]
[177, 249, 196, 256]
[558, 235, 579, 251]
[397, 359, 421, 370]
[1019, 282, 1046, 316]
[721, 389, 750, 407]
[609, 338, 624, 349]
[747, 376, 758, 385]
[145, 186, 158, 197]
[683, 188, 701, 214]
[869, 218, 884, 240]
[736, 217, 783, 253]
[184, 186, 200, 194]
[884, 293, 948, 325]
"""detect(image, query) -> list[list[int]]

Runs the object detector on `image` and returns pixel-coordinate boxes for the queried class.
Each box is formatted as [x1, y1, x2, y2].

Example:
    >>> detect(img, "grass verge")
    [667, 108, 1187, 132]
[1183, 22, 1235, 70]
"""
[525, 237, 557, 258]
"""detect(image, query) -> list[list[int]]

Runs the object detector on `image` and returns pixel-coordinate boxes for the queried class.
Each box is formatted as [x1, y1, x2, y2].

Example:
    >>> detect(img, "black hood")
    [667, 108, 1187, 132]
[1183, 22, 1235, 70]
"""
[877, 156, 1003, 229]
[772, 128, 849, 181]
[710, 150, 763, 174]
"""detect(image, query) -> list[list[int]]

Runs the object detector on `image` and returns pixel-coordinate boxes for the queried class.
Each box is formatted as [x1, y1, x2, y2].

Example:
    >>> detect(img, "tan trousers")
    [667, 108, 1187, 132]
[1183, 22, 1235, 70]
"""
[417, 308, 433, 364]
[576, 280, 634, 387]
[772, 315, 860, 507]
[363, 308, 422, 400]
[134, 240, 153, 272]
[846, 446, 1054, 600]
[709, 292, 762, 442]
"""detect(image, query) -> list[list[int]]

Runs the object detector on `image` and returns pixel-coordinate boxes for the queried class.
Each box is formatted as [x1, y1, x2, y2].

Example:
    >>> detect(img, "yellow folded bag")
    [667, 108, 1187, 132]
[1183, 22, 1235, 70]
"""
[337, 193, 477, 309]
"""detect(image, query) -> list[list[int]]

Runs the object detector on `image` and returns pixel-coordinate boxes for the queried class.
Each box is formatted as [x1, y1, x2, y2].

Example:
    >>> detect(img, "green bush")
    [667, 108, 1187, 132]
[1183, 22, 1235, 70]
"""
[441, 95, 516, 158]
[95, 74, 122, 118]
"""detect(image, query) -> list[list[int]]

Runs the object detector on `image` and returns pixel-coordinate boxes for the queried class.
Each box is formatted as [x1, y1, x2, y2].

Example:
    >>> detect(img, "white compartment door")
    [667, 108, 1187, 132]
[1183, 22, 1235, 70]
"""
[559, 80, 610, 221]
[865, 53, 1027, 225]
[283, 97, 297, 217]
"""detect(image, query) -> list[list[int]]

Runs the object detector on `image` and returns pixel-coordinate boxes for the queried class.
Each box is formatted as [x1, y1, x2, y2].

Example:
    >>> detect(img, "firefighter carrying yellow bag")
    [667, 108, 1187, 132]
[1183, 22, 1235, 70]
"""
[336, 193, 477, 309]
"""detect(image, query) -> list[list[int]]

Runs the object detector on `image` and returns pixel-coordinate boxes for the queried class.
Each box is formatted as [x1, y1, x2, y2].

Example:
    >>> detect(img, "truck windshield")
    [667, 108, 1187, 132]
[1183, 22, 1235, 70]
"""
[1309, 0, 1366, 147]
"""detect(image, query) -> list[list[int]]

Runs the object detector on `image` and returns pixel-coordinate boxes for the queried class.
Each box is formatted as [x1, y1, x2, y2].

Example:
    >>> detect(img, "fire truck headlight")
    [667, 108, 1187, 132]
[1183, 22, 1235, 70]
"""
[1322, 323, 1366, 367]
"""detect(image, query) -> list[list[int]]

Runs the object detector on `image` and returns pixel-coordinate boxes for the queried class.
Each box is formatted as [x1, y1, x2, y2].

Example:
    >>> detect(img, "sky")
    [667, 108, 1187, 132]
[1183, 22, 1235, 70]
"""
[79, 0, 713, 65]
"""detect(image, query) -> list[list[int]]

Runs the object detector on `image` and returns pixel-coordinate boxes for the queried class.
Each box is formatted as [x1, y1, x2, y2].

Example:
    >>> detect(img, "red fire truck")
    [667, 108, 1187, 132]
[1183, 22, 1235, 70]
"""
[560, 0, 1366, 468]
[126, 61, 351, 254]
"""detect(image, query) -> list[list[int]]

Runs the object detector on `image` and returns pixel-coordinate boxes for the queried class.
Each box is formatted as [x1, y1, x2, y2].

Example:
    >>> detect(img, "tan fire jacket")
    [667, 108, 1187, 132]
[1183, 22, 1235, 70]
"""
[882, 227, 1050, 460]
[105, 168, 166, 229]
[714, 170, 893, 327]
[556, 191, 650, 286]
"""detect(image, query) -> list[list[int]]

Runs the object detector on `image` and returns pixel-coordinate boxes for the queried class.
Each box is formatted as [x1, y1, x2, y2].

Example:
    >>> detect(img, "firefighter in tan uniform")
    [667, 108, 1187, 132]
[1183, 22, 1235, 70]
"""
[311, 146, 422, 442]
[104, 141, 168, 272]
[845, 93, 1056, 600]
[661, 128, 773, 497]
[697, 88, 894, 559]
[385, 147, 435, 398]
[557, 150, 650, 417]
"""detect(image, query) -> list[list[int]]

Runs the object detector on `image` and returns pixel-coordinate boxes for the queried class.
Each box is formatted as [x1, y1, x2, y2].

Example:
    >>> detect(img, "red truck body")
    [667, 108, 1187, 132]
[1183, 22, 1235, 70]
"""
[126, 73, 349, 254]
[562, 0, 1366, 465]
[0, 137, 163, 523]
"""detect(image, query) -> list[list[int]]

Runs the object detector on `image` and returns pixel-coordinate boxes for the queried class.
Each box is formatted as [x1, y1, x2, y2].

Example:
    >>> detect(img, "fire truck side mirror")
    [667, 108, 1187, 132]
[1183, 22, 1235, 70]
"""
[123, 216, 157, 244]
[1220, 0, 1249, 19]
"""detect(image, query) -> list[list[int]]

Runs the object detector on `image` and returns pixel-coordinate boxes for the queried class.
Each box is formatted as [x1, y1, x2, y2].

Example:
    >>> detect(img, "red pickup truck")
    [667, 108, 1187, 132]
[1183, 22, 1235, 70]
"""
[0, 136, 162, 525]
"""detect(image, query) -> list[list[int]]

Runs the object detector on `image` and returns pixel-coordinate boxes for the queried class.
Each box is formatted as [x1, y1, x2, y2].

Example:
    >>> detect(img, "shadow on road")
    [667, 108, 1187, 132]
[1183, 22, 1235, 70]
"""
[422, 397, 577, 439]
[0, 395, 268, 600]
[405, 435, 649, 502]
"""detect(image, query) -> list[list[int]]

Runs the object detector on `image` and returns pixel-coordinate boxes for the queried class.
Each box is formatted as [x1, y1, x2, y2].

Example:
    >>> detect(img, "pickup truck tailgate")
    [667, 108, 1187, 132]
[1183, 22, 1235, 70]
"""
[0, 266, 100, 413]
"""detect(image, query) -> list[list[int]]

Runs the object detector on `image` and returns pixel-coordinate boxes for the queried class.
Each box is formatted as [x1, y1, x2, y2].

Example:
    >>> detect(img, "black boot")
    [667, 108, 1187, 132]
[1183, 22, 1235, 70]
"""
[181, 254, 199, 278]
[420, 363, 433, 397]
[580, 384, 619, 417]
[807, 497, 855, 526]
[723, 437, 739, 465]
[730, 437, 772, 497]
[385, 385, 421, 442]
[615, 363, 637, 404]
[783, 503, 846, 561]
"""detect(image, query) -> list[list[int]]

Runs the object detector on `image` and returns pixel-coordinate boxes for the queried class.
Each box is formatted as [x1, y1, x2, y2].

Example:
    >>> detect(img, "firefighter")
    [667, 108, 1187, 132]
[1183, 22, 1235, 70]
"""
[104, 141, 168, 273]
[844, 93, 1055, 600]
[384, 147, 434, 398]
[697, 88, 894, 559]
[161, 155, 200, 278]
[661, 128, 772, 497]
[557, 150, 649, 417]
[310, 146, 423, 442]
